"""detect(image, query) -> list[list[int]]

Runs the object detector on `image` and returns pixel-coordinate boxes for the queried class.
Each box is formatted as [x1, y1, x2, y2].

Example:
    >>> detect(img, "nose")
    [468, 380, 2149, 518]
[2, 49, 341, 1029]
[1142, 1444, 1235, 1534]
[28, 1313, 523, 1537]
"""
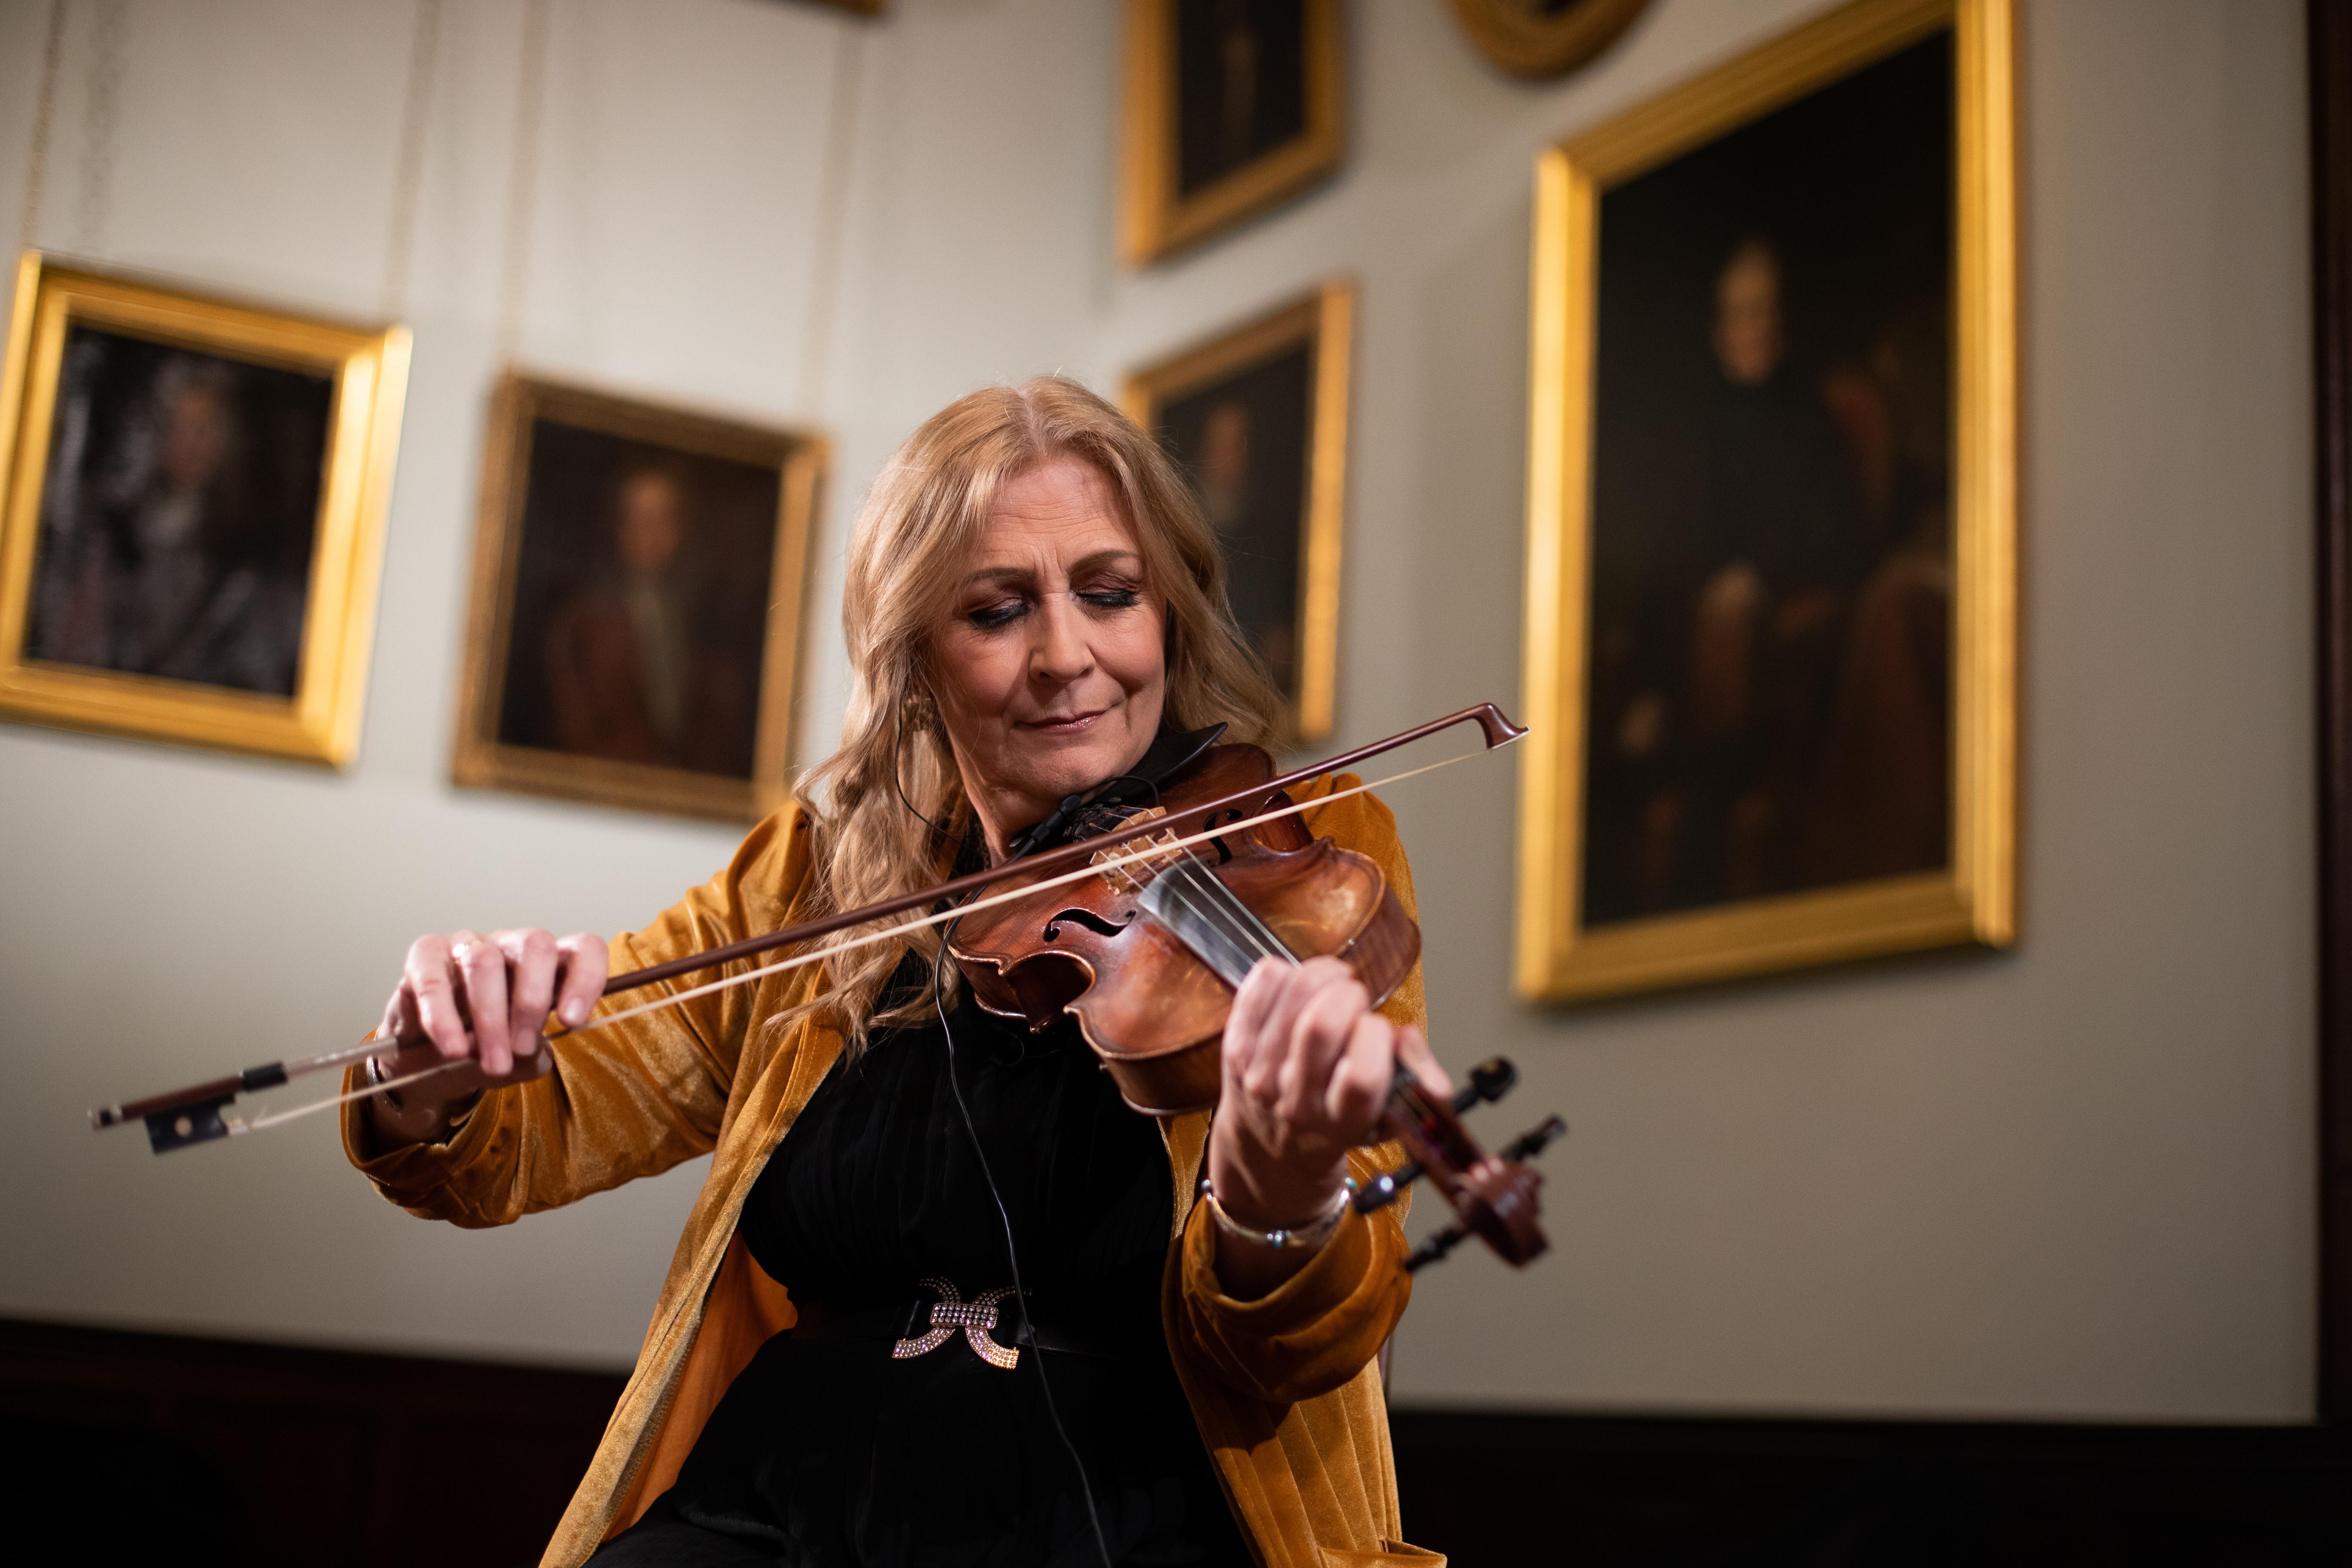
[1028, 593, 1095, 687]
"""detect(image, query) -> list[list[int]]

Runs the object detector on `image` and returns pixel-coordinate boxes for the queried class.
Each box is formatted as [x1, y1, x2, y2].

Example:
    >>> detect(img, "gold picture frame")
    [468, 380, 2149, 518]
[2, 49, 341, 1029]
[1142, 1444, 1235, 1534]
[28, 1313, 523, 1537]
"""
[0, 252, 407, 766]
[1448, 0, 1655, 81]
[1515, 0, 2016, 1002]
[1124, 280, 1354, 742]
[1119, 0, 1346, 266]
[453, 373, 826, 823]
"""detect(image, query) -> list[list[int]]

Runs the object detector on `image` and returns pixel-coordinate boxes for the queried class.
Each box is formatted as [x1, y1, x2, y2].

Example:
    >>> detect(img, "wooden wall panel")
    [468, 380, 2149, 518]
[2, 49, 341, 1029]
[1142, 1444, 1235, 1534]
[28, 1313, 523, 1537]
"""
[0, 1318, 625, 1568]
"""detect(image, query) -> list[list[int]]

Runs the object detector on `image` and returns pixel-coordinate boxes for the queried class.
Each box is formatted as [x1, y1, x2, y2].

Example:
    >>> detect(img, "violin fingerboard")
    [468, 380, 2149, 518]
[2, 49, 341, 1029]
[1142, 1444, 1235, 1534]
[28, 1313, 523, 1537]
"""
[1137, 869, 1295, 988]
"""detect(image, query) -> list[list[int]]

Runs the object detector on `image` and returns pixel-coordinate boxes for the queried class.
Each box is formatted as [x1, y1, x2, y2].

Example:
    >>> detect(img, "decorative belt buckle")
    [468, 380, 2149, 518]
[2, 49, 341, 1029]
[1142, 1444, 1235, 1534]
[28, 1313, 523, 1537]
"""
[892, 1277, 1021, 1369]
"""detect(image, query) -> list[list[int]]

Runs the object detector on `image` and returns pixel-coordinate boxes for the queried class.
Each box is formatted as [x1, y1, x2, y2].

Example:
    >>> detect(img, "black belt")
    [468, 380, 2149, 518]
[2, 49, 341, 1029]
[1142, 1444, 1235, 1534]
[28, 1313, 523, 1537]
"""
[789, 1278, 1139, 1367]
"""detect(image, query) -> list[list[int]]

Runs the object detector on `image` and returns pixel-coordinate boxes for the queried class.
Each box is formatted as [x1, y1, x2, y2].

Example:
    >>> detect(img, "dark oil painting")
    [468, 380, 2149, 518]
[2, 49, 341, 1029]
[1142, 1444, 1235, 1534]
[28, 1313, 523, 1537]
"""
[23, 327, 333, 697]
[496, 421, 781, 781]
[1158, 343, 1313, 703]
[1175, 0, 1308, 200]
[1582, 33, 1954, 927]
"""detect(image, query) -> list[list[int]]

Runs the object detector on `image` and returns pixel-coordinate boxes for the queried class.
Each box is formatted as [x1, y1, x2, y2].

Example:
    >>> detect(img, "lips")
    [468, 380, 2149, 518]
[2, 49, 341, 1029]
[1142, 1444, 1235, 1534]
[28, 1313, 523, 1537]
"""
[1019, 709, 1106, 735]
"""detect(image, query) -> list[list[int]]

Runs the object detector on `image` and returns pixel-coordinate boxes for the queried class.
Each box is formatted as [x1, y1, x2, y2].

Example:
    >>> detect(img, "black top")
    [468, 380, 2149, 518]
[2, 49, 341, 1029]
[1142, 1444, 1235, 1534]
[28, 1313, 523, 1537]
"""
[598, 976, 1250, 1567]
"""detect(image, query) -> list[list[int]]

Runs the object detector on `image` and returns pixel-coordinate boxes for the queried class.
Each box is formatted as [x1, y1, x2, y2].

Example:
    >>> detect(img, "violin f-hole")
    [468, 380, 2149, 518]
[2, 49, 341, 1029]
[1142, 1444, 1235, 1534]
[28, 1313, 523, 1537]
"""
[1194, 808, 1252, 865]
[1042, 909, 1131, 942]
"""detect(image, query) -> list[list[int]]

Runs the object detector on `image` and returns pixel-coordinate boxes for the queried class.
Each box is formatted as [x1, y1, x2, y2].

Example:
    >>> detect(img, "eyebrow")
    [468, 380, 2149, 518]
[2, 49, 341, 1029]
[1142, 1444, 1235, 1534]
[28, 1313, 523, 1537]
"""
[960, 548, 1144, 588]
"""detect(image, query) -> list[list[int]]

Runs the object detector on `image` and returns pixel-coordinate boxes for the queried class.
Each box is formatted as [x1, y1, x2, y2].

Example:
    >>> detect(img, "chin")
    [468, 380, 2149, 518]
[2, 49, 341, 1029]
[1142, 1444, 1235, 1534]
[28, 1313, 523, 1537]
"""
[1022, 749, 1124, 799]
[988, 693, 1163, 802]
[1008, 732, 1137, 796]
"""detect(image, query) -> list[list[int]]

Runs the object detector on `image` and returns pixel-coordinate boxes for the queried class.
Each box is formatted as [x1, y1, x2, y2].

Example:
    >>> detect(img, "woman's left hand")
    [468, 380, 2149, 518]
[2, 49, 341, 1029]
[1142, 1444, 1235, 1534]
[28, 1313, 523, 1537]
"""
[1205, 956, 1449, 1296]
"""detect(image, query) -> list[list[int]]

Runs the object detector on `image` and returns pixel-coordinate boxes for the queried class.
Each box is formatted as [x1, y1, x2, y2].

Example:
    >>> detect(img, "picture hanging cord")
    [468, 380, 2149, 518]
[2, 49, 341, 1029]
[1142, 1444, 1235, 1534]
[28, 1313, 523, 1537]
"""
[16, 0, 68, 254]
[17, 0, 437, 315]
[797, 23, 867, 416]
[493, 0, 552, 364]
[72, 0, 126, 257]
[380, 0, 443, 322]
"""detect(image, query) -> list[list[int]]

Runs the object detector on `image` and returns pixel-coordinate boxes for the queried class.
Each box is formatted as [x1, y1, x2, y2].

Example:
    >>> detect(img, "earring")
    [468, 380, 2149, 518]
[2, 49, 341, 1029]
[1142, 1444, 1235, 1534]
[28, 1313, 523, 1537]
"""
[893, 690, 946, 835]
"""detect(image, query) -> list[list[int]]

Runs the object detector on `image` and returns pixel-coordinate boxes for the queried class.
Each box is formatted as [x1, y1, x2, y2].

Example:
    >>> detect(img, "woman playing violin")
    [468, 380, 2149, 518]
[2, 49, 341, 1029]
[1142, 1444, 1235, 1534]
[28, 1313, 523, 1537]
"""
[350, 377, 1447, 1567]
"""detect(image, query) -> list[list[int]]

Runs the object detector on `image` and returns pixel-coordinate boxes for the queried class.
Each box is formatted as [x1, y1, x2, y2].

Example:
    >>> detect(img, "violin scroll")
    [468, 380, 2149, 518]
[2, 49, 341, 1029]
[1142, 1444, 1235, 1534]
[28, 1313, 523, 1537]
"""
[1351, 1056, 1565, 1274]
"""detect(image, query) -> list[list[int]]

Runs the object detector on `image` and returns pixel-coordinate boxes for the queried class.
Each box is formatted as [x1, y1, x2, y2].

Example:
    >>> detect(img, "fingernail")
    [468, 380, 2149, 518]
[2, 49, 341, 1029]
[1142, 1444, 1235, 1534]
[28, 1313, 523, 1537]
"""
[563, 1001, 586, 1026]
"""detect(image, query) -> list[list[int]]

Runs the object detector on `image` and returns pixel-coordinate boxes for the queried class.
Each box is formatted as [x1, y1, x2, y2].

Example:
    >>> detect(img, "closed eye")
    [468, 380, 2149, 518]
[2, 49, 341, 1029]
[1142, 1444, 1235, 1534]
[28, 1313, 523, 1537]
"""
[967, 598, 1027, 629]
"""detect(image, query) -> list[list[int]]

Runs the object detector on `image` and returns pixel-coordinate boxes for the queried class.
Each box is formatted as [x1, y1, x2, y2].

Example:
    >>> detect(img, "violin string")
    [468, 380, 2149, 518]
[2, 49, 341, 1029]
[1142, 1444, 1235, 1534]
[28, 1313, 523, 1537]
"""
[1091, 786, 1317, 972]
[1069, 778, 1284, 971]
[1148, 851, 1257, 962]
[1146, 790, 1297, 969]
[226, 744, 1497, 1131]
[1163, 842, 1273, 958]
[1164, 852, 1289, 971]
[1177, 853, 1293, 966]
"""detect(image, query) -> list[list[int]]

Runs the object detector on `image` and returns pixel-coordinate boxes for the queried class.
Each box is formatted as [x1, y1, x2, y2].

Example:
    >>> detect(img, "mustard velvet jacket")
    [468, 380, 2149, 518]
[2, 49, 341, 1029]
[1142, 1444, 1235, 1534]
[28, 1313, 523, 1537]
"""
[344, 775, 1440, 1568]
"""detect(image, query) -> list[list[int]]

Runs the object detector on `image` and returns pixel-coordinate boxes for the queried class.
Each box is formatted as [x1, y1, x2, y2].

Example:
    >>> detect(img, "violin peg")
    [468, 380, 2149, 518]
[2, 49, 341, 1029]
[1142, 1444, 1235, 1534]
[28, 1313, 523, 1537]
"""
[1449, 1057, 1518, 1114]
[1471, 1057, 1517, 1099]
[1351, 1159, 1424, 1216]
[1503, 1115, 1569, 1162]
[1403, 1222, 1471, 1274]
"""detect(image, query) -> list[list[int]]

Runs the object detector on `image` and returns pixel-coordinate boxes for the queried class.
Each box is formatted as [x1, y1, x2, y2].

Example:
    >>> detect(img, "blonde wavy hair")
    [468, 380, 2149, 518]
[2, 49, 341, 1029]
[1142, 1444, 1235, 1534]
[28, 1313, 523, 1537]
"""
[784, 375, 1286, 1052]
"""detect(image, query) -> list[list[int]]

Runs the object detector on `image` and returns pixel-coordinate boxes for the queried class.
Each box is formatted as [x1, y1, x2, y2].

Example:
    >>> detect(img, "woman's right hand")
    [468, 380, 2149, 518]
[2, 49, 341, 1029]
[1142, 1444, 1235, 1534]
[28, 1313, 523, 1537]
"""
[367, 929, 606, 1148]
[380, 928, 608, 1074]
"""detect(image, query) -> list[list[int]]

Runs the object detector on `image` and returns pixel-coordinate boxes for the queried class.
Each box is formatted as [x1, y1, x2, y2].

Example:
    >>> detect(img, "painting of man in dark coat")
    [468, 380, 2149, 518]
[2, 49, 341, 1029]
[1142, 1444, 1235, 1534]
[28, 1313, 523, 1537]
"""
[24, 331, 331, 697]
[1581, 31, 1954, 925]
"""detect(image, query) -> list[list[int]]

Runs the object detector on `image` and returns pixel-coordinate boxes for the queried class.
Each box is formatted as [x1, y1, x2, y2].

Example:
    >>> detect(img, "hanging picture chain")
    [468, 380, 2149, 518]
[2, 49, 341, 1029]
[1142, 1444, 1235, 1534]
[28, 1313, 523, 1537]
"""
[17, 0, 69, 254]
[381, 0, 443, 321]
[798, 24, 866, 416]
[494, 0, 551, 364]
[72, 0, 126, 256]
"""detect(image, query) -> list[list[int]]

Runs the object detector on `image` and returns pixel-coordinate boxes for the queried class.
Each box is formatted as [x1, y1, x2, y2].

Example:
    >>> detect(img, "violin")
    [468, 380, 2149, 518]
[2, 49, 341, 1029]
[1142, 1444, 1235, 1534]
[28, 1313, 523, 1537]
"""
[92, 703, 1567, 1273]
[950, 738, 1562, 1269]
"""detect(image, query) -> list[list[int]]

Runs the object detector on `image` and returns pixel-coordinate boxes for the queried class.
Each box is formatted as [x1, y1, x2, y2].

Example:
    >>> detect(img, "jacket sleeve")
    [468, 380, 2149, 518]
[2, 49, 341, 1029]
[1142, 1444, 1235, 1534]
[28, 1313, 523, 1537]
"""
[1168, 774, 1425, 1403]
[340, 802, 816, 1229]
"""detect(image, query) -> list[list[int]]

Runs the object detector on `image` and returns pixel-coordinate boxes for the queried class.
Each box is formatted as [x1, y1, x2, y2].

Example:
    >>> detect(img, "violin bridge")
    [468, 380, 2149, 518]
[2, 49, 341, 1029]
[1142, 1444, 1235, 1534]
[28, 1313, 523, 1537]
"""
[1091, 810, 1183, 894]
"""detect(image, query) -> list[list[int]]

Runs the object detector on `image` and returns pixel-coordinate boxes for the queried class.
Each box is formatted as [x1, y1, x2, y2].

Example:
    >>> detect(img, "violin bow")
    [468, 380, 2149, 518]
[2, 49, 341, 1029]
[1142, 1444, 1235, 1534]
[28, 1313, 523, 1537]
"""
[92, 702, 1528, 1155]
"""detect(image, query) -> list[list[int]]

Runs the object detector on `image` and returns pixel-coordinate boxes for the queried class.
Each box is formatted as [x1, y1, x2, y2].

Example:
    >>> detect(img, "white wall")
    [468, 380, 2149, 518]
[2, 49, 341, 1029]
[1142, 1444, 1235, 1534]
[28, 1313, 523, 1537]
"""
[0, 0, 2317, 1424]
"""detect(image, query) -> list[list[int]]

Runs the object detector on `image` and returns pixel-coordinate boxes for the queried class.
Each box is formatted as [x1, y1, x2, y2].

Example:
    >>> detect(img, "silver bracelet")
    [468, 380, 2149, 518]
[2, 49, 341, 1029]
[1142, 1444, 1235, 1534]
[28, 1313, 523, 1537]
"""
[1197, 1176, 1354, 1252]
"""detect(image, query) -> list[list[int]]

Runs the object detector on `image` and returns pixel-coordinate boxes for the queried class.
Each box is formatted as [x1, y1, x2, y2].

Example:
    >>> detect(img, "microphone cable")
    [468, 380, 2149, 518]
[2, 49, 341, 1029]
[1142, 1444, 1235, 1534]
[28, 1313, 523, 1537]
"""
[930, 921, 1115, 1568]
[894, 727, 1113, 1567]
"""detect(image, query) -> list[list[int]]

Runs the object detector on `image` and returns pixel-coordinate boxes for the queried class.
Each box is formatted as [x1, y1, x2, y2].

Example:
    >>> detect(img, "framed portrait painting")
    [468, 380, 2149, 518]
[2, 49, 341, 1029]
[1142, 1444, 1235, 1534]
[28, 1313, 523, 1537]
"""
[453, 374, 825, 823]
[1515, 0, 2016, 1001]
[0, 253, 408, 765]
[1119, 0, 1345, 266]
[1125, 280, 1353, 742]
